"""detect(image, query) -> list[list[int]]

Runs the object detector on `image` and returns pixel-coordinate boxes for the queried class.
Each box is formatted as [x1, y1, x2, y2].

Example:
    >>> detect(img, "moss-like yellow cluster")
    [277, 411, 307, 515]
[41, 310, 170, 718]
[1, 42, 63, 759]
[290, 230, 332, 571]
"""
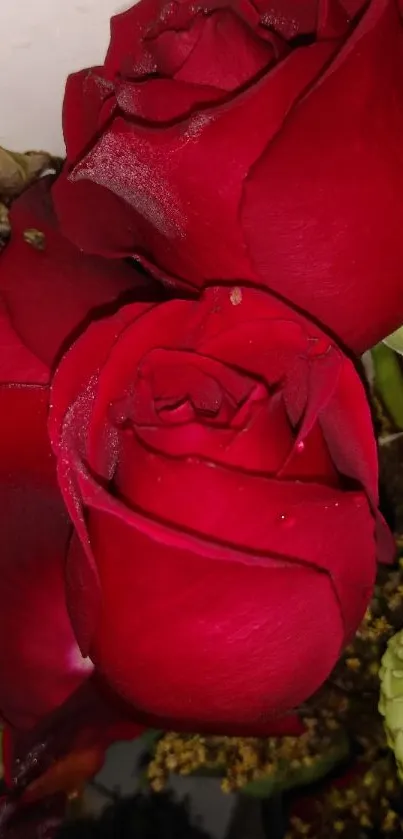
[148, 702, 348, 795]
[285, 757, 402, 839]
[145, 387, 403, 833]
[331, 564, 403, 697]
[147, 558, 403, 839]
[143, 368, 403, 836]
[283, 558, 403, 838]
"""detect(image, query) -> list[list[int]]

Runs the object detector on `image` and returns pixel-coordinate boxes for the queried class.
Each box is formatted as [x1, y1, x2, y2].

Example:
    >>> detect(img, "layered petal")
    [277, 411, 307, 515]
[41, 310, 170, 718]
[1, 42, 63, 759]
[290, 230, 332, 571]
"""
[242, 0, 403, 352]
[54, 40, 335, 282]
[55, 0, 403, 353]
[80, 506, 344, 727]
[49, 283, 380, 732]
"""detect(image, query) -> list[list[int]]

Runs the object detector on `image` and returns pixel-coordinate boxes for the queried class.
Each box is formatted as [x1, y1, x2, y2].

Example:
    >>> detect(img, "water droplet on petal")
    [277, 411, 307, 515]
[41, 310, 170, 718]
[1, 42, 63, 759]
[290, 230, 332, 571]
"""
[296, 440, 305, 453]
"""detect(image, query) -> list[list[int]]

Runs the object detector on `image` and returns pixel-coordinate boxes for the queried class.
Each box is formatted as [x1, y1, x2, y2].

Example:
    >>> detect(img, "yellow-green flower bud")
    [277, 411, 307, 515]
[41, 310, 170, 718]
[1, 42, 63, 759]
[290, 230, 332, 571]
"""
[379, 630, 403, 778]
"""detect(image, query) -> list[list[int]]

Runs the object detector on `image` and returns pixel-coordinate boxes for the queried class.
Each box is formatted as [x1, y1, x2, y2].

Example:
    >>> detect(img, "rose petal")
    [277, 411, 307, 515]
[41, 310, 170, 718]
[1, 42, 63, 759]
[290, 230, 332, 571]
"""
[0, 302, 47, 386]
[63, 69, 116, 164]
[112, 433, 373, 589]
[57, 293, 306, 480]
[49, 279, 381, 732]
[340, 0, 368, 15]
[55, 40, 336, 280]
[319, 358, 379, 505]
[254, 0, 317, 38]
[174, 9, 274, 90]
[1, 179, 148, 372]
[145, 10, 206, 76]
[136, 347, 255, 416]
[0, 483, 92, 730]
[105, 0, 162, 76]
[61, 450, 375, 665]
[116, 77, 223, 122]
[130, 388, 294, 473]
[282, 423, 338, 485]
[317, 0, 351, 38]
[242, 0, 403, 353]
[49, 303, 153, 462]
[0, 386, 56, 486]
[85, 506, 344, 728]
[54, 176, 145, 258]
[280, 348, 341, 473]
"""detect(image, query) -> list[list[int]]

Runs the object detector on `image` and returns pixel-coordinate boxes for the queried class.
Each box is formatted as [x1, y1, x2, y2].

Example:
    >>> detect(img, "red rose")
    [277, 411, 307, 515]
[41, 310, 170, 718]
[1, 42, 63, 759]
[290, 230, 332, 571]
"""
[54, 0, 403, 353]
[49, 281, 385, 733]
[0, 181, 300, 739]
[0, 179, 145, 729]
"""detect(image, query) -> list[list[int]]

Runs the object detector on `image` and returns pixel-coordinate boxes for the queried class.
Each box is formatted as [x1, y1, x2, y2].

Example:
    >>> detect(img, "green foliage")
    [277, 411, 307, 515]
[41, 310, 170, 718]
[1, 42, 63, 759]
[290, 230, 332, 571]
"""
[372, 343, 403, 430]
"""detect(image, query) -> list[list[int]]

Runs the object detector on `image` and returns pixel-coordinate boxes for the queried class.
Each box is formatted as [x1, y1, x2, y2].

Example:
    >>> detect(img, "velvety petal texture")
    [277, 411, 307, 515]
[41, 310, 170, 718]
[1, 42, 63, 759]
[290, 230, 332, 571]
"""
[54, 0, 403, 353]
[49, 284, 383, 732]
[0, 180, 150, 731]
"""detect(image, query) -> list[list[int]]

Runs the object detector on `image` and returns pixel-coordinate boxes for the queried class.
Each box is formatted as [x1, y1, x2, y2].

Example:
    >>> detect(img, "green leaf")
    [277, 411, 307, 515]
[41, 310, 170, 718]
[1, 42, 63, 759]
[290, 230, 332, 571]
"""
[139, 729, 164, 750]
[384, 327, 403, 357]
[240, 732, 350, 799]
[137, 730, 164, 790]
[372, 343, 403, 431]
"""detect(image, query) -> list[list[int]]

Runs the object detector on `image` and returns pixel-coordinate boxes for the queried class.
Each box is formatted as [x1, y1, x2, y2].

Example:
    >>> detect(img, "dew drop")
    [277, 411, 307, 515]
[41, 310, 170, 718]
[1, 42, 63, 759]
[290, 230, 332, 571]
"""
[296, 440, 305, 453]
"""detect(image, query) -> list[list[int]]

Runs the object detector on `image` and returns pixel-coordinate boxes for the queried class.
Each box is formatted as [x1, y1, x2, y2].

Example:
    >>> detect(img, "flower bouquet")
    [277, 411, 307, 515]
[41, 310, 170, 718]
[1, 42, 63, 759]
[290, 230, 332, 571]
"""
[2, 1, 403, 836]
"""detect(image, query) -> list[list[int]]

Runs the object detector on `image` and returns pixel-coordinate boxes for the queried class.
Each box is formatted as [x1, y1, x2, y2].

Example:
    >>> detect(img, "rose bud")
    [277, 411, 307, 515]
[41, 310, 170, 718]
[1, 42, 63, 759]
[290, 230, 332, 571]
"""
[49, 281, 390, 732]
